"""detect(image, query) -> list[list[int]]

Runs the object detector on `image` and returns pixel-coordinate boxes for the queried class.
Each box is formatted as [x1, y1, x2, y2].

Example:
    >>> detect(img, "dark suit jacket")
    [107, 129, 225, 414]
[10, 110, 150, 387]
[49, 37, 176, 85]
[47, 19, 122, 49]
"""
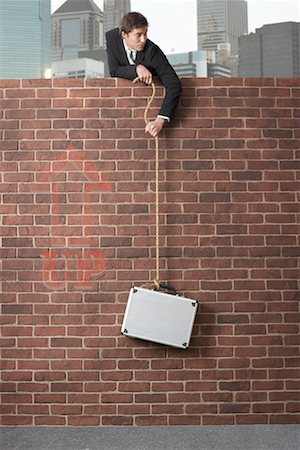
[106, 28, 181, 120]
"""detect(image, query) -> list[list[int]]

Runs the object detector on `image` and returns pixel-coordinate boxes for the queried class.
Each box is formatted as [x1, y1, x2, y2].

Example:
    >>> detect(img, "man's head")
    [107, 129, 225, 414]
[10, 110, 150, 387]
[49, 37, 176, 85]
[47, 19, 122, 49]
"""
[120, 12, 148, 51]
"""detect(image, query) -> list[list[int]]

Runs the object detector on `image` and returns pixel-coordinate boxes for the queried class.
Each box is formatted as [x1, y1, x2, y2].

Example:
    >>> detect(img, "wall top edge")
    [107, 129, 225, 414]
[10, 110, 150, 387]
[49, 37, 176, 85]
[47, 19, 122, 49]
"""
[0, 77, 300, 90]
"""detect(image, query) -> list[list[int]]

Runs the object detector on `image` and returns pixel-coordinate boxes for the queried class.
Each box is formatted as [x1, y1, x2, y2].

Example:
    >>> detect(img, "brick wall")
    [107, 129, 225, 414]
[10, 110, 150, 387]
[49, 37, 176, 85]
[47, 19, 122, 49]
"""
[0, 77, 299, 426]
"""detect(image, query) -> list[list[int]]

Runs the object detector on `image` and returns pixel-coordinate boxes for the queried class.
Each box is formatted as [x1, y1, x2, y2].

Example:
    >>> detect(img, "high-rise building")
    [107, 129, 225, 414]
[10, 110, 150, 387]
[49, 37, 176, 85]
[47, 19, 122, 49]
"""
[239, 22, 300, 77]
[167, 50, 231, 78]
[197, 0, 248, 55]
[0, 0, 51, 79]
[52, 0, 104, 61]
[103, 0, 131, 39]
[167, 51, 210, 78]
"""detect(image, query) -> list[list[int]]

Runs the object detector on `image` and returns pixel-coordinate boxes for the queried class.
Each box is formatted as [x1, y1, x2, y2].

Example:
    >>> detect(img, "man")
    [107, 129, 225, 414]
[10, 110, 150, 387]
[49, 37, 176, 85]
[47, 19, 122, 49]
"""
[106, 12, 182, 137]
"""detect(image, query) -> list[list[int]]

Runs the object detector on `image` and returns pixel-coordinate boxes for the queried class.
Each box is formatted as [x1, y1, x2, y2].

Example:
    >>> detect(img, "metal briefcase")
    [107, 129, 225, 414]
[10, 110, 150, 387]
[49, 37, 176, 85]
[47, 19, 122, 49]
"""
[121, 286, 198, 349]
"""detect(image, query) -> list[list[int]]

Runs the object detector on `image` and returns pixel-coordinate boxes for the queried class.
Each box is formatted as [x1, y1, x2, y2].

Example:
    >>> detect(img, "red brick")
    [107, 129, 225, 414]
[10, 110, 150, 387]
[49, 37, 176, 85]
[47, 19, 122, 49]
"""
[5, 89, 35, 98]
[2, 304, 32, 314]
[169, 415, 201, 425]
[1, 416, 33, 425]
[102, 416, 132, 426]
[203, 415, 234, 425]
[135, 393, 166, 403]
[50, 338, 82, 348]
[220, 403, 250, 414]
[35, 416, 66, 425]
[18, 405, 49, 415]
[270, 415, 300, 424]
[51, 405, 82, 415]
[1, 77, 299, 426]
[2, 394, 32, 403]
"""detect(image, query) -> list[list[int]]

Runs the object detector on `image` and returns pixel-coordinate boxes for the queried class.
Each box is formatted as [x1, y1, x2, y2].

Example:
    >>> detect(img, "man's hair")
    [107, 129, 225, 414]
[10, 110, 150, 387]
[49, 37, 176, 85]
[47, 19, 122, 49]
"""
[120, 12, 148, 34]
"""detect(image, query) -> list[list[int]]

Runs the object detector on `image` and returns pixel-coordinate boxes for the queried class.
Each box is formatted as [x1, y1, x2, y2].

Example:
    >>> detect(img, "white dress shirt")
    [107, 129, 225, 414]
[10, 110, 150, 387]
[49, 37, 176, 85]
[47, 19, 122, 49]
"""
[123, 40, 136, 65]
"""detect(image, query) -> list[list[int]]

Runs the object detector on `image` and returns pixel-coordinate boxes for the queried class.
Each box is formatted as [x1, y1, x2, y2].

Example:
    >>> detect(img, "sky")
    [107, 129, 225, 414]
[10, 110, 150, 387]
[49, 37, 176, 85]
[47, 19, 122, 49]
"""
[51, 0, 300, 54]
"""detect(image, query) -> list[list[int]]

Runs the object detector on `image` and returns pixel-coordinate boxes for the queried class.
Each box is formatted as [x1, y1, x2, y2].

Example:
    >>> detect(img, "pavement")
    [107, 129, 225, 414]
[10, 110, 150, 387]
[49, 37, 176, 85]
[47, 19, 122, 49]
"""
[1, 425, 300, 450]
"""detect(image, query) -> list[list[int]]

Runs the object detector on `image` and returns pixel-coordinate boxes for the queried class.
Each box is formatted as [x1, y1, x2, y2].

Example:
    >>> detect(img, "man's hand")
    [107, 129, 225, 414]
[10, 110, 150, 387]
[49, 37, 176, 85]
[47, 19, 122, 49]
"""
[136, 64, 152, 85]
[145, 117, 165, 138]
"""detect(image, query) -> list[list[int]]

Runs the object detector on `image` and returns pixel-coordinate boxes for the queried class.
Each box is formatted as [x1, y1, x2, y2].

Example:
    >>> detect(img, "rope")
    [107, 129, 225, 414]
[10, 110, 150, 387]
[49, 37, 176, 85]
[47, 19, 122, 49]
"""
[132, 77, 160, 288]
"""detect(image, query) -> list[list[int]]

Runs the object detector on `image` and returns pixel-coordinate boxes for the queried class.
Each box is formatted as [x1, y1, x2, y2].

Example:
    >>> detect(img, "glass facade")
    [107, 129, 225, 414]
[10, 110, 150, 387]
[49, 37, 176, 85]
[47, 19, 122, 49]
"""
[61, 18, 81, 59]
[0, 0, 51, 79]
[103, 0, 131, 34]
[239, 22, 300, 77]
[103, 0, 131, 46]
[167, 51, 209, 78]
[197, 0, 248, 55]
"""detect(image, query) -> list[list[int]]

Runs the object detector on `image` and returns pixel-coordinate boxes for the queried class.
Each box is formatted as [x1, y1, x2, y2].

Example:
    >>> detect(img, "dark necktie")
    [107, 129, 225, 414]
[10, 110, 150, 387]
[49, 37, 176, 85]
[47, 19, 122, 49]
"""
[130, 50, 136, 63]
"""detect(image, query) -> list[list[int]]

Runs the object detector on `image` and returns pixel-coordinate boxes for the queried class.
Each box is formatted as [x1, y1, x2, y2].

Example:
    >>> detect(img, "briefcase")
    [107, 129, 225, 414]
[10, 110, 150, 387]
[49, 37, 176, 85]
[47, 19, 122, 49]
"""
[121, 286, 198, 349]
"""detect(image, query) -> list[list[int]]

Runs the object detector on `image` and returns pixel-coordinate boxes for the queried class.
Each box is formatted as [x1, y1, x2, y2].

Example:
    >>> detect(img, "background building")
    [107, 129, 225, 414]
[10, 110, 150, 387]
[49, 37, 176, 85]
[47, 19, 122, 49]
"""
[51, 0, 107, 77]
[239, 21, 300, 77]
[101, 0, 131, 73]
[103, 0, 131, 39]
[51, 57, 104, 78]
[167, 51, 209, 78]
[208, 62, 231, 77]
[197, 0, 248, 54]
[0, 0, 51, 79]
[167, 49, 231, 78]
[52, 0, 104, 61]
[197, 0, 248, 75]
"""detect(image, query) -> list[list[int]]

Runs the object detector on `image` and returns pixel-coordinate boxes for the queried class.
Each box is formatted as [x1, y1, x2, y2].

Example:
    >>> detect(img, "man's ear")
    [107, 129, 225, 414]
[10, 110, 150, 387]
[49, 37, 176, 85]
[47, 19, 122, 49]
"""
[121, 31, 128, 39]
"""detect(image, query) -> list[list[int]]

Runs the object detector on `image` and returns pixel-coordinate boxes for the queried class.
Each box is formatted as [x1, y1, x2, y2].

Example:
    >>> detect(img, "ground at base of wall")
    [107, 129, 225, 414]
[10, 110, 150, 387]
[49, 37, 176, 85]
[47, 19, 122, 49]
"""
[1, 425, 299, 450]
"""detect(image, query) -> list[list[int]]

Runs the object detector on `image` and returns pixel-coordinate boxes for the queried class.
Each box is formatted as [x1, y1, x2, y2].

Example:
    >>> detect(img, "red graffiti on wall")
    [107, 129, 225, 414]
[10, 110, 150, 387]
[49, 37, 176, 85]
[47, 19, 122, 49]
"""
[40, 144, 112, 291]
[41, 248, 107, 290]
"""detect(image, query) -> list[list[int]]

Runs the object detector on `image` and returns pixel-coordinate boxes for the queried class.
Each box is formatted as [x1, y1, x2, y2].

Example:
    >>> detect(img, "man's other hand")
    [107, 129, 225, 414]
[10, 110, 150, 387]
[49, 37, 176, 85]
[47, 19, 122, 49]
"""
[145, 117, 165, 138]
[136, 64, 152, 85]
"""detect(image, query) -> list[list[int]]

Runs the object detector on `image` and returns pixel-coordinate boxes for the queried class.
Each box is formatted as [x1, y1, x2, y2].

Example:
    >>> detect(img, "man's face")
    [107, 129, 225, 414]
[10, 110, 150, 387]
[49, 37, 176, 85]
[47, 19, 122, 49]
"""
[122, 26, 148, 51]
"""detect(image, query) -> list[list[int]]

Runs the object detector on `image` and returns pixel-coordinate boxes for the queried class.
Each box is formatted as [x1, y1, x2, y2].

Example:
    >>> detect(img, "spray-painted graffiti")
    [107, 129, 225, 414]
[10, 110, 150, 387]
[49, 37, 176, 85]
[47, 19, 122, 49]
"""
[40, 144, 112, 291]
[41, 248, 106, 290]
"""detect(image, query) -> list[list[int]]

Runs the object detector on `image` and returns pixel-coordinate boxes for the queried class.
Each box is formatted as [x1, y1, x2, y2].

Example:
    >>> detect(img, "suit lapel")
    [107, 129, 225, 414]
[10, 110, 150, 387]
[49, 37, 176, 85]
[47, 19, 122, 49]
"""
[135, 51, 145, 65]
[118, 36, 129, 65]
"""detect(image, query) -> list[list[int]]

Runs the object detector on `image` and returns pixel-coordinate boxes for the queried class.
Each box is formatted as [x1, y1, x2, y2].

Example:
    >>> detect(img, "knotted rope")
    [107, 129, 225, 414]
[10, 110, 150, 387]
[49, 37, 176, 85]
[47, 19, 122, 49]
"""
[132, 77, 160, 290]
